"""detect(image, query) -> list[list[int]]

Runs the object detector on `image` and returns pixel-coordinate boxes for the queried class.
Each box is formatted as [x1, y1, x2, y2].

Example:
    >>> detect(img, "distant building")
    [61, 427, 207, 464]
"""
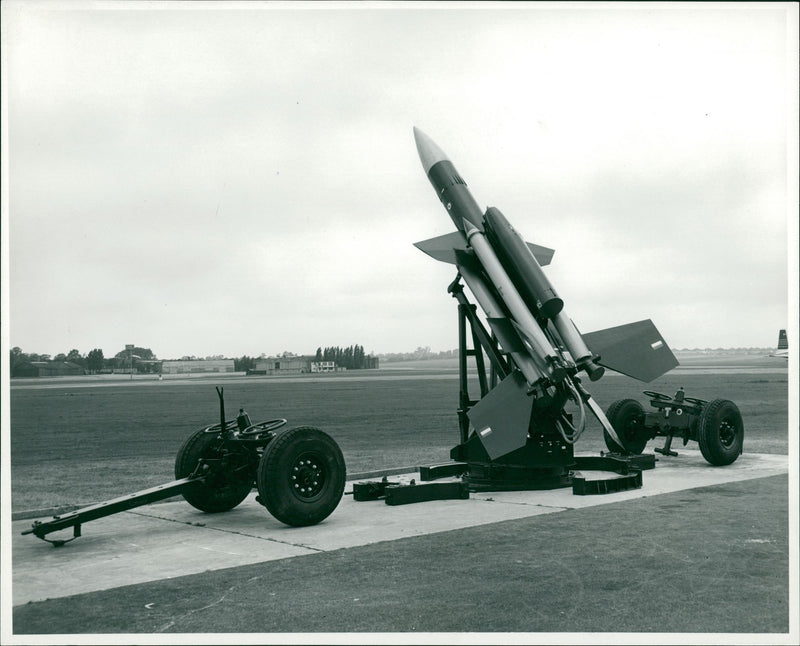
[161, 359, 235, 374]
[249, 353, 379, 376]
[253, 357, 311, 375]
[13, 361, 84, 378]
[310, 361, 336, 373]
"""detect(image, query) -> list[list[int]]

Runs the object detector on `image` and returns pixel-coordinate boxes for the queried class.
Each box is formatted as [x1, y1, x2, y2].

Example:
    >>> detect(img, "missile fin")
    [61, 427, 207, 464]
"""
[413, 232, 467, 264]
[526, 242, 555, 267]
[466, 371, 533, 460]
[582, 319, 679, 382]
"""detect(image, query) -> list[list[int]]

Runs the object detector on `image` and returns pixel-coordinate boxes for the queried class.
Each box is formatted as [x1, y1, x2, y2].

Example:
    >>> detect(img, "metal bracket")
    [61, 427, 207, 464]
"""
[419, 462, 468, 481]
[352, 477, 399, 501]
[572, 471, 642, 495]
[385, 481, 470, 505]
[353, 477, 470, 505]
[576, 453, 656, 472]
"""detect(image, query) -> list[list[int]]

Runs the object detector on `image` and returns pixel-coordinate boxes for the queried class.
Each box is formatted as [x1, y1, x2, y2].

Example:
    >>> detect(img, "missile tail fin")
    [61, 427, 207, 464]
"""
[526, 242, 555, 267]
[582, 319, 678, 382]
[413, 232, 467, 264]
[415, 232, 554, 267]
[466, 371, 533, 460]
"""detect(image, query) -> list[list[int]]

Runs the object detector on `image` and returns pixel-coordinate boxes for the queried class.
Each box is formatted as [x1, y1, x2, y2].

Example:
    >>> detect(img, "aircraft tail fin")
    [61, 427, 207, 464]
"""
[582, 319, 678, 383]
[777, 329, 788, 351]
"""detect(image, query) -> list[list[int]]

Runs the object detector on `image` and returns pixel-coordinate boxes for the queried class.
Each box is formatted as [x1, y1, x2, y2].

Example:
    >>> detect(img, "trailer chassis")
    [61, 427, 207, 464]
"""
[22, 387, 347, 546]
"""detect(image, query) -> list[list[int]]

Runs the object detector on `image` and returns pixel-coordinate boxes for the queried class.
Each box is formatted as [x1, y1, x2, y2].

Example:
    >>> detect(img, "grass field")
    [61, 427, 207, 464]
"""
[9, 355, 789, 513]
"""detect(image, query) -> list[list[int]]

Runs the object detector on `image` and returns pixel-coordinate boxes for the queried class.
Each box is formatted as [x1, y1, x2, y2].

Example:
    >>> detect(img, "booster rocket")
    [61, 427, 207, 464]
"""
[413, 127, 678, 453]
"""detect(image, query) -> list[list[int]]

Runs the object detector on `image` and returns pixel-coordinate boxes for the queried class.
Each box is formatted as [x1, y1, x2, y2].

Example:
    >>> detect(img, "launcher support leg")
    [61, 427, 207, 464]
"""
[654, 434, 678, 457]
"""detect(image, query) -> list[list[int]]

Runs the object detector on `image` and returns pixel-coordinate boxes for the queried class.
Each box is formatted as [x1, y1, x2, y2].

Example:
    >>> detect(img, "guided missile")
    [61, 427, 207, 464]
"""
[413, 128, 679, 453]
[413, 127, 604, 383]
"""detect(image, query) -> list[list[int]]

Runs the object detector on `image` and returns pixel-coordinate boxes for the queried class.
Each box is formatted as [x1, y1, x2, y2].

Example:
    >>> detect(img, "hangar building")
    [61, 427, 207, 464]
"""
[160, 359, 235, 374]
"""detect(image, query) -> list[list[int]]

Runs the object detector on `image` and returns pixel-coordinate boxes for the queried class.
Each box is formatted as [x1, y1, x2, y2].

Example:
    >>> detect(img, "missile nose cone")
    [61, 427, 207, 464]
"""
[462, 218, 480, 240]
[413, 127, 449, 174]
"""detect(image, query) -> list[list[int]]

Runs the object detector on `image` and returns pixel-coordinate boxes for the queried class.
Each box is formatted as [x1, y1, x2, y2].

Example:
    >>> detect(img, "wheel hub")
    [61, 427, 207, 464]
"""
[718, 419, 736, 448]
[290, 452, 325, 499]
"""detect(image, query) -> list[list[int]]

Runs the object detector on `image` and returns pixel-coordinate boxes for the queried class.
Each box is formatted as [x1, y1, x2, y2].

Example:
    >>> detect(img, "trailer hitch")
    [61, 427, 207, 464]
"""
[22, 476, 204, 546]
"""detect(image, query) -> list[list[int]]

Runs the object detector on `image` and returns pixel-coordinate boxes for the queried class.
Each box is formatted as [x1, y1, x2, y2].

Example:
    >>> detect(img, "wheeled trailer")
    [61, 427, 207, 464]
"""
[22, 387, 346, 546]
[603, 388, 744, 466]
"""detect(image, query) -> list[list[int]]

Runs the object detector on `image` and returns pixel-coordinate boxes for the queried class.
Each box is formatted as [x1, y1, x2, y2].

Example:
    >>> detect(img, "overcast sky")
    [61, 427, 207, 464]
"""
[2, 1, 798, 360]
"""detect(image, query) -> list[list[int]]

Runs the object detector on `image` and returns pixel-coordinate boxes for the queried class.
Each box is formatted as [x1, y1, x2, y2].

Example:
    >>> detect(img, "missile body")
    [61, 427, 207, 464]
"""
[462, 220, 561, 379]
[481, 207, 604, 380]
[455, 258, 545, 385]
[482, 206, 563, 320]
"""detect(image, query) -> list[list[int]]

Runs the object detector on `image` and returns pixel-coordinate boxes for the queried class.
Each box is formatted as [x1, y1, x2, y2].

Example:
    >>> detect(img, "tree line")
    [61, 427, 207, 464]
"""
[314, 345, 376, 369]
[9, 346, 158, 375]
[9, 345, 378, 376]
[377, 346, 458, 362]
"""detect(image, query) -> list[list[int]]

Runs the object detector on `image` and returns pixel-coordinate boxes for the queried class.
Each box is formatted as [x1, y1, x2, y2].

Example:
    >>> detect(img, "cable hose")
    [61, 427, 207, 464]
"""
[555, 378, 586, 444]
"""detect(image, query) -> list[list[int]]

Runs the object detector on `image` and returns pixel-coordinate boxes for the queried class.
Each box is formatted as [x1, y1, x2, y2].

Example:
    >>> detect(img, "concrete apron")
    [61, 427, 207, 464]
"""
[12, 449, 788, 605]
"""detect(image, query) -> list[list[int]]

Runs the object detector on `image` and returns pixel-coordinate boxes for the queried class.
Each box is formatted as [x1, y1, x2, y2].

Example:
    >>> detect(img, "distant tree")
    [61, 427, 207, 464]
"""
[112, 347, 157, 374]
[234, 355, 257, 372]
[114, 346, 156, 361]
[66, 349, 85, 367]
[343, 345, 353, 368]
[87, 348, 104, 373]
[9, 347, 26, 369]
[313, 343, 376, 369]
[354, 344, 365, 369]
[54, 353, 67, 362]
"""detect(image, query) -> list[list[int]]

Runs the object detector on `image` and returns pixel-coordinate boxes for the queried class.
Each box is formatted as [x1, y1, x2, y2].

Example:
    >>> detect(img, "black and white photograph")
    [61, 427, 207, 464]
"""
[2, 1, 797, 643]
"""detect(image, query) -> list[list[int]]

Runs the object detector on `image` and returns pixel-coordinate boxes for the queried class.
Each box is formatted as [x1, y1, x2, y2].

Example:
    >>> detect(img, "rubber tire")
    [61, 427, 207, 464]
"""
[257, 426, 346, 527]
[175, 428, 253, 513]
[697, 399, 744, 466]
[603, 399, 648, 455]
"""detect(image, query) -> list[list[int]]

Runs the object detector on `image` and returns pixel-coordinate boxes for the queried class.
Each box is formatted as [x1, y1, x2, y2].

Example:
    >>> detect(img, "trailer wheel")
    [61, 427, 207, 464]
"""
[257, 426, 345, 527]
[175, 429, 253, 513]
[603, 399, 648, 455]
[697, 399, 744, 466]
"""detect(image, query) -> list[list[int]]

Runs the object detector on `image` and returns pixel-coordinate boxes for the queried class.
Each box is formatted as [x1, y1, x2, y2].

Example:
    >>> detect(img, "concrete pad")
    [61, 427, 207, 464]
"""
[12, 449, 787, 605]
